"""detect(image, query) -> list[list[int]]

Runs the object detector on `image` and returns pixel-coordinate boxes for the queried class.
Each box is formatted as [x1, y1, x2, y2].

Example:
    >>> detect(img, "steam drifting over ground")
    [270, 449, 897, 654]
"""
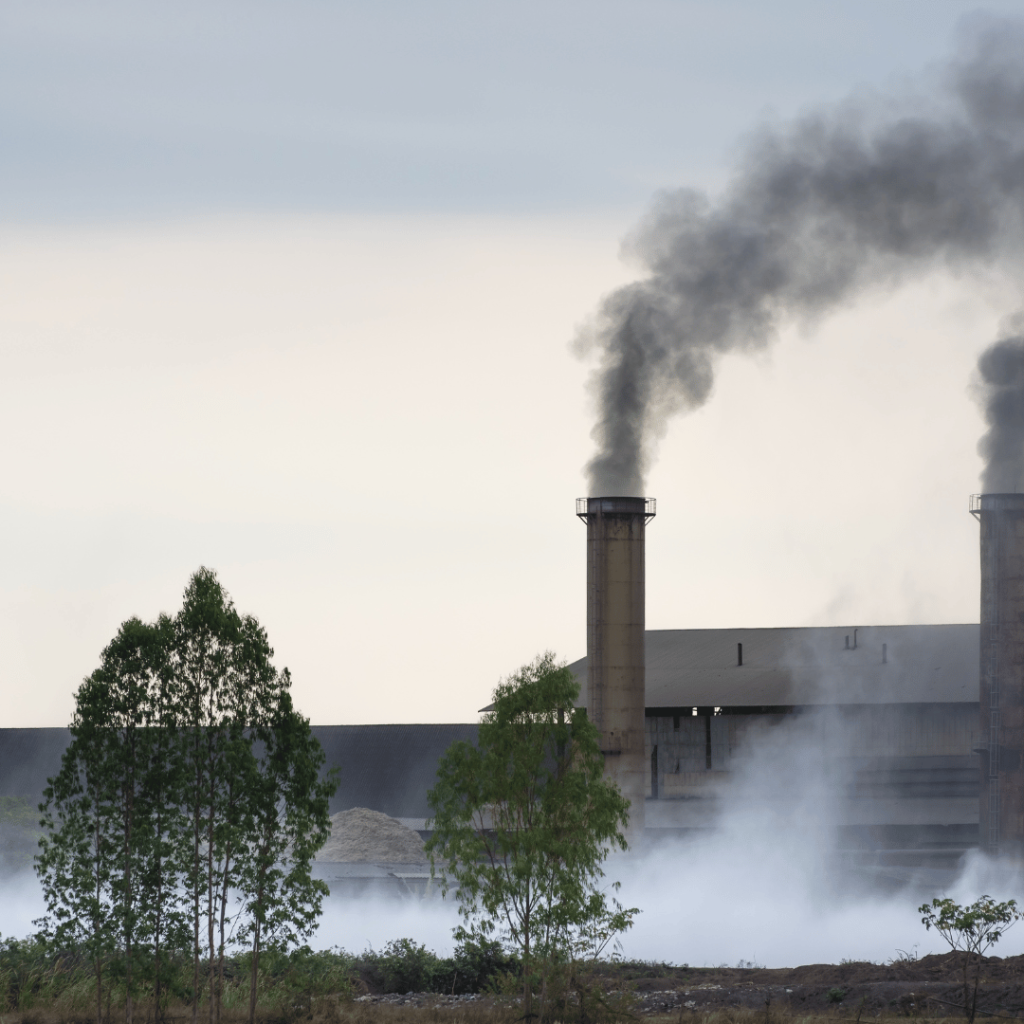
[313, 714, 1024, 966]
[10, 706, 1023, 966]
[579, 15, 1024, 496]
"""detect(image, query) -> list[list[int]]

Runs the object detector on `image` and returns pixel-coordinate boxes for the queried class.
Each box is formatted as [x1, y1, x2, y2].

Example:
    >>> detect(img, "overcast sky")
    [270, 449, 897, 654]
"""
[3, 1, 1023, 727]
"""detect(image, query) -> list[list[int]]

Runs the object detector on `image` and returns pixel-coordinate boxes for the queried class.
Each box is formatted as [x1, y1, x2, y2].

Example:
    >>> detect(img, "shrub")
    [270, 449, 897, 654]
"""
[378, 939, 445, 994]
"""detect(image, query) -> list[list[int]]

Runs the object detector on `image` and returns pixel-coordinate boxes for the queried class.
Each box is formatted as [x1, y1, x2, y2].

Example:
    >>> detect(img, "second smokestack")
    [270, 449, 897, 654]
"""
[974, 492, 1024, 858]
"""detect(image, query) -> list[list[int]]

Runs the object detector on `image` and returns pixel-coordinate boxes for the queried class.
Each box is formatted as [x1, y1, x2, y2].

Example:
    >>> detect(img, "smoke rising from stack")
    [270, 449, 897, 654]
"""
[977, 317, 1024, 492]
[579, 17, 1024, 497]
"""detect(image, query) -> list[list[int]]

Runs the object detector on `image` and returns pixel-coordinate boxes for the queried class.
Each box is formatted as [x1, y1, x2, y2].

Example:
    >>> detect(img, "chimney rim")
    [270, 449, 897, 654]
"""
[576, 496, 656, 521]
[973, 493, 1024, 513]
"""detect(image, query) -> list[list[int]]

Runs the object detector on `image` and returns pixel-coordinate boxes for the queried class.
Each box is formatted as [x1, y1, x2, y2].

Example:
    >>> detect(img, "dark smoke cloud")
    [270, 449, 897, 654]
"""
[977, 316, 1024, 492]
[578, 17, 1024, 497]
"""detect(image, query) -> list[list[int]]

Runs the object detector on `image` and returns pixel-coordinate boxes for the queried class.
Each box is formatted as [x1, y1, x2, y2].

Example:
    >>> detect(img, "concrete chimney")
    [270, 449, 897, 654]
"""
[972, 492, 1024, 857]
[576, 496, 655, 839]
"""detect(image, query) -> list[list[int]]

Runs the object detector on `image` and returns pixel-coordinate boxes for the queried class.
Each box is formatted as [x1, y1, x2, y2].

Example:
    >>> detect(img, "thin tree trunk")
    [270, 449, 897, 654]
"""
[970, 951, 981, 1024]
[248, 914, 262, 1024]
[523, 926, 532, 1022]
[216, 839, 234, 1024]
[154, 786, 164, 1024]
[207, 748, 217, 1024]
[154, 883, 163, 1024]
[125, 764, 134, 1024]
[96, 813, 104, 1024]
[192, 761, 202, 1024]
[963, 953, 970, 1020]
[97, 957, 104, 1024]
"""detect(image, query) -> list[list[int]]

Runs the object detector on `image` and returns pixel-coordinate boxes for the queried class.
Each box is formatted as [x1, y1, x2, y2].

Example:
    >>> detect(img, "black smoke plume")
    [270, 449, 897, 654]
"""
[578, 17, 1024, 497]
[977, 317, 1024, 493]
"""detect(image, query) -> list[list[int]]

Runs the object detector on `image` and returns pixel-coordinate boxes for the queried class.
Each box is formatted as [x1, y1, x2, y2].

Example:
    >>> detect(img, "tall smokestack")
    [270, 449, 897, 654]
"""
[576, 496, 655, 838]
[973, 492, 1024, 857]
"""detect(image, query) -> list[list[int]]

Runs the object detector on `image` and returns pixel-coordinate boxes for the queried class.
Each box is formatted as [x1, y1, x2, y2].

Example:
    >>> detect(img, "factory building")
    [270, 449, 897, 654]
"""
[569, 624, 980, 865]
[0, 492, 1017, 875]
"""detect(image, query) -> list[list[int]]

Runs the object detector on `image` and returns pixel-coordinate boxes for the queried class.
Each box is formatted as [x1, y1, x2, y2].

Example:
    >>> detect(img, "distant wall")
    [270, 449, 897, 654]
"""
[0, 729, 72, 803]
[0, 725, 479, 819]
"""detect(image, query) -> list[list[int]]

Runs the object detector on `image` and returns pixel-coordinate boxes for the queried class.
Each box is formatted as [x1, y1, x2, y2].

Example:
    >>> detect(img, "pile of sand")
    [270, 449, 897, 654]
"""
[317, 807, 427, 863]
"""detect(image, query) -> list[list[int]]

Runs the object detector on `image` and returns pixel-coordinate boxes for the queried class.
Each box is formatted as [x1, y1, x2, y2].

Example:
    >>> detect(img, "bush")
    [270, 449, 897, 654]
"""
[450, 939, 519, 995]
[377, 939, 445, 995]
[826, 988, 846, 1004]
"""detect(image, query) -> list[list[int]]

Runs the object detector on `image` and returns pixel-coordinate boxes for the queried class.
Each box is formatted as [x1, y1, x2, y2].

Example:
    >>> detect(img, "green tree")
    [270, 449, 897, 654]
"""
[426, 652, 637, 1022]
[136, 615, 186, 1024]
[172, 568, 284, 1024]
[38, 614, 181, 1024]
[37, 675, 119, 1024]
[236, 686, 335, 1024]
[920, 895, 1023, 1022]
[37, 567, 335, 1024]
[90, 616, 171, 1024]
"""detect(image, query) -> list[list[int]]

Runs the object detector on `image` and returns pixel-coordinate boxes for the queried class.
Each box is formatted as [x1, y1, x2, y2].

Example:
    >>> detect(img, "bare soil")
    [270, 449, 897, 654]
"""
[8, 954, 1024, 1024]
[589, 952, 1024, 1018]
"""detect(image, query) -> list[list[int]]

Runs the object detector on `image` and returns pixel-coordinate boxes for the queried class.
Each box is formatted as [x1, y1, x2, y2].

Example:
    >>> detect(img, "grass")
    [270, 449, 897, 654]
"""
[0, 935, 998, 1024]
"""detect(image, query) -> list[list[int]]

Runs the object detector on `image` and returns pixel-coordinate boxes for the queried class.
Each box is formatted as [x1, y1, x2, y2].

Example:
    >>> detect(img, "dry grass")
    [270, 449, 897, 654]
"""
[0, 999, 516, 1024]
[0, 1003, 971, 1024]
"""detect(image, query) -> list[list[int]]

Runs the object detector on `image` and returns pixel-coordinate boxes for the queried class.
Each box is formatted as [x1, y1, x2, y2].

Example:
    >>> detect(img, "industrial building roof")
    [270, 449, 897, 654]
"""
[566, 624, 980, 708]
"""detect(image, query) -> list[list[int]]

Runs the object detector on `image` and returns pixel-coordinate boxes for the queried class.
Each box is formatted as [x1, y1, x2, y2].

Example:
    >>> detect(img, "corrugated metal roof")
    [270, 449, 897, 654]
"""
[567, 624, 979, 707]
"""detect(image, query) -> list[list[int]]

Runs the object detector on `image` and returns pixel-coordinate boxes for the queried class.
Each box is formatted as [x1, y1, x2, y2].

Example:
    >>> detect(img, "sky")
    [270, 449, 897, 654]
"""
[2, 0, 1023, 727]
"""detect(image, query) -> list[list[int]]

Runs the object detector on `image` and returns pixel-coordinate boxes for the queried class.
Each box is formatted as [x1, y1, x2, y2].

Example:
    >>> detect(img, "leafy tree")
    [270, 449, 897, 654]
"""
[426, 652, 637, 1022]
[37, 567, 335, 1024]
[135, 615, 186, 1024]
[172, 568, 265, 1024]
[236, 684, 335, 1024]
[91, 616, 170, 1024]
[38, 615, 181, 1024]
[37, 675, 119, 1024]
[920, 895, 1023, 1022]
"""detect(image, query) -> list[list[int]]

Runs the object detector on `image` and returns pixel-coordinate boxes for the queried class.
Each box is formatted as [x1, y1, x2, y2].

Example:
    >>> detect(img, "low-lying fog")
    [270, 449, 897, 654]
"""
[7, 714, 1022, 967]
[8, 845, 1019, 967]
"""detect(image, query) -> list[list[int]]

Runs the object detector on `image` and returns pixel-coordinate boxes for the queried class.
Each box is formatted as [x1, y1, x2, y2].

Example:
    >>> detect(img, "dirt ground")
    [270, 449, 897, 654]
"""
[346, 954, 1024, 1019]
[585, 953, 1024, 1018]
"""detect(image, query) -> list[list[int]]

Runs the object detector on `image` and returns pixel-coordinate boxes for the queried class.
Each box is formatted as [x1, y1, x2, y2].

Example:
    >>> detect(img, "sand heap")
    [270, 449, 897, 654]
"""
[317, 807, 427, 863]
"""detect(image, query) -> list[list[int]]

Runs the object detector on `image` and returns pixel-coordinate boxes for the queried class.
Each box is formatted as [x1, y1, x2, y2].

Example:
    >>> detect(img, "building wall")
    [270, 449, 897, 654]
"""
[643, 704, 980, 851]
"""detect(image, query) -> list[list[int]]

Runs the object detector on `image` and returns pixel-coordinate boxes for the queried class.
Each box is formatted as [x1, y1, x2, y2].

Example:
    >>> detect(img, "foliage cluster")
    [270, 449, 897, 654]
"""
[0, 796, 44, 873]
[0, 795, 41, 829]
[35, 568, 337, 1024]
[352, 938, 518, 997]
[0, 934, 520, 1016]
[426, 652, 637, 1022]
[919, 895, 1023, 1023]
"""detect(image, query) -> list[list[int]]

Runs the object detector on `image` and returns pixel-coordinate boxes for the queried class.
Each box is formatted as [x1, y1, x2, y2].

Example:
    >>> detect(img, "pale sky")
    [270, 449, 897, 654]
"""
[2, 1, 1022, 727]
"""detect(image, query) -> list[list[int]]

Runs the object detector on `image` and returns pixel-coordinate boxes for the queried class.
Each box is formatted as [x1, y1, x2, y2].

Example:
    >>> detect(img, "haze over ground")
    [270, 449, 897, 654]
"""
[2, 2, 1022, 726]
